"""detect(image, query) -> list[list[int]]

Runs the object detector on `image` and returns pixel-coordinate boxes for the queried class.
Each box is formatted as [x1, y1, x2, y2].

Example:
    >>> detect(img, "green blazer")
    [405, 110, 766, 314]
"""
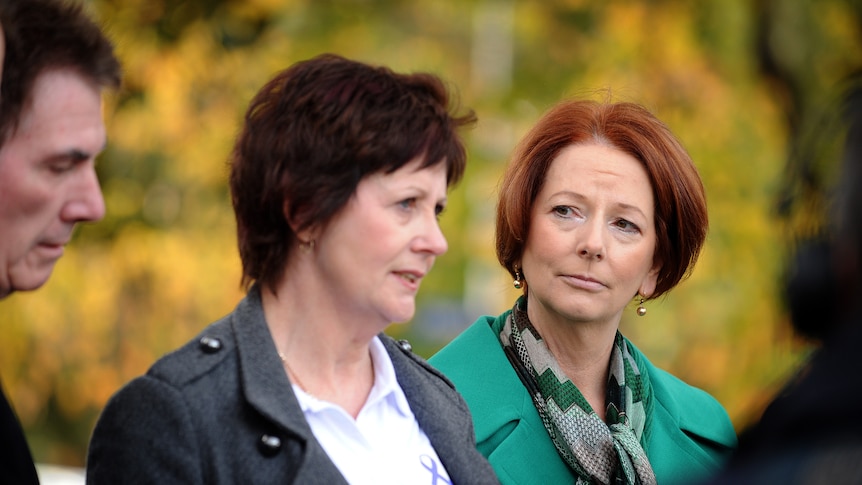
[430, 311, 737, 485]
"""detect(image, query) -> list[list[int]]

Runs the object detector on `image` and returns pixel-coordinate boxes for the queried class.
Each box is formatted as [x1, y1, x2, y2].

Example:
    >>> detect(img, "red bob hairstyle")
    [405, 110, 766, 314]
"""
[496, 99, 708, 300]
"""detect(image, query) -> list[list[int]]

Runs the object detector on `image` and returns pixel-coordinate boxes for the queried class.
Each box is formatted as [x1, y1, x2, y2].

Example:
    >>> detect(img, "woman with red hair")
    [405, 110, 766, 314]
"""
[432, 99, 737, 485]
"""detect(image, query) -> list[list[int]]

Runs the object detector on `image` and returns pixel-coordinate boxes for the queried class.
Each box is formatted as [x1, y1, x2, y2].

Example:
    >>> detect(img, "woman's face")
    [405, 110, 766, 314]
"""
[521, 143, 660, 329]
[311, 157, 449, 327]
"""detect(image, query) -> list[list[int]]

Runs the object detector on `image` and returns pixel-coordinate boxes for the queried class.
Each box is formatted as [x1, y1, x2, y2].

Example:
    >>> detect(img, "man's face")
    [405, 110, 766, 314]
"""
[0, 69, 106, 298]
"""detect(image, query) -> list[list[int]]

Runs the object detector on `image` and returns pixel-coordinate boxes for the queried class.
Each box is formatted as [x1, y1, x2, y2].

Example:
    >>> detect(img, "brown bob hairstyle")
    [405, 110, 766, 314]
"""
[496, 99, 708, 300]
[230, 53, 476, 291]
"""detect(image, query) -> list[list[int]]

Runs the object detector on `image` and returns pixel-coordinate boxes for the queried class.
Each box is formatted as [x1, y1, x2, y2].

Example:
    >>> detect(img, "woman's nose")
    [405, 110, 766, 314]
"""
[417, 215, 448, 256]
[576, 219, 604, 261]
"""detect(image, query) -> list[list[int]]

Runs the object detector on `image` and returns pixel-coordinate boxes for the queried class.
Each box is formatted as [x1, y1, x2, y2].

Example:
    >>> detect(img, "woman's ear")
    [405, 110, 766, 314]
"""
[283, 200, 314, 242]
[639, 261, 661, 298]
[282, 199, 296, 228]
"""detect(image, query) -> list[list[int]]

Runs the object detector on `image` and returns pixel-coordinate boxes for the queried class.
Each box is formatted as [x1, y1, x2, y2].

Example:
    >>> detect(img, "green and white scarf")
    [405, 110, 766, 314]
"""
[499, 297, 657, 485]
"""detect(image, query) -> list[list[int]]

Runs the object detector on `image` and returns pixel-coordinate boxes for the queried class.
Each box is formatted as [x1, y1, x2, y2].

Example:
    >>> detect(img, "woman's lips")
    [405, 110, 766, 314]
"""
[563, 274, 606, 291]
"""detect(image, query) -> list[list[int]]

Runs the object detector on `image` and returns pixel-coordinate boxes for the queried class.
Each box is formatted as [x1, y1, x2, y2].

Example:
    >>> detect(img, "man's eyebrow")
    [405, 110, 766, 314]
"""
[67, 149, 91, 162]
[46, 149, 94, 164]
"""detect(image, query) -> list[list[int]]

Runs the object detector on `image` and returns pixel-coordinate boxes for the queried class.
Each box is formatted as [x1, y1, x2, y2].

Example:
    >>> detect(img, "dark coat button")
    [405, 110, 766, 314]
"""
[398, 339, 412, 352]
[258, 434, 282, 456]
[199, 336, 223, 353]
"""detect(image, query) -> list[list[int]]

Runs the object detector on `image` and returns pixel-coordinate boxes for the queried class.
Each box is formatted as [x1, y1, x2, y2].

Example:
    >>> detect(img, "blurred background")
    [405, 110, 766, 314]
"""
[2, 0, 860, 469]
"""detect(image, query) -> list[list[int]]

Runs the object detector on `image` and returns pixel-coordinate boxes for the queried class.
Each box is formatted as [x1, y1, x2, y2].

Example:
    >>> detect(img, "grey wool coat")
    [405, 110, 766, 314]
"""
[86, 286, 499, 485]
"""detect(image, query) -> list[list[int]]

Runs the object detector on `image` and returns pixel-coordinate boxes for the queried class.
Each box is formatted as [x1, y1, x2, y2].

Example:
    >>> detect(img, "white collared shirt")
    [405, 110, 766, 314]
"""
[291, 336, 451, 485]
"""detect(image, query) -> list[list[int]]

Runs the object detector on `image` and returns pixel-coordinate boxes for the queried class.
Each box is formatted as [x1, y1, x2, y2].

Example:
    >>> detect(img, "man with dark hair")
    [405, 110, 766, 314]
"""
[0, 0, 121, 482]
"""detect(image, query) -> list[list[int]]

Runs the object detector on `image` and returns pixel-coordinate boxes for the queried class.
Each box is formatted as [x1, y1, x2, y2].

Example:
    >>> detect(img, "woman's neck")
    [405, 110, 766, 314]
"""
[261, 283, 376, 418]
[526, 299, 619, 419]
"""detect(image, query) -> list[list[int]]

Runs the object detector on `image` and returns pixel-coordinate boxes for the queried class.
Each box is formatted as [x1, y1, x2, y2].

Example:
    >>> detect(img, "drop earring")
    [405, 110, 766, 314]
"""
[636, 296, 647, 317]
[513, 267, 523, 289]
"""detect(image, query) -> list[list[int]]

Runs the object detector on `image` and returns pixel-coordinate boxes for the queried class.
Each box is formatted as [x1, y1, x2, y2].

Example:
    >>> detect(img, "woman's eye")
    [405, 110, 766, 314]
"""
[399, 198, 417, 210]
[435, 203, 446, 219]
[553, 206, 574, 217]
[614, 219, 639, 232]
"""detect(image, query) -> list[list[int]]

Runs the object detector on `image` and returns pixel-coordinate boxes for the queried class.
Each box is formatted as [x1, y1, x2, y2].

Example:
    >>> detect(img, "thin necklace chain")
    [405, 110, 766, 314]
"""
[278, 350, 375, 403]
[278, 352, 319, 400]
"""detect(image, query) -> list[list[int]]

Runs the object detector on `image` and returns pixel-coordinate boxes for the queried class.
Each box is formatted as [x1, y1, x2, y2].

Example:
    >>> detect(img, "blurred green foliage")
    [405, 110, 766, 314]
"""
[1, 0, 860, 466]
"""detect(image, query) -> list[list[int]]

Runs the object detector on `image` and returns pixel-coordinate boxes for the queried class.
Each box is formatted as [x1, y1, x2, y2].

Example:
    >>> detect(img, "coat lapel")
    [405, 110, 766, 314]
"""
[231, 286, 348, 484]
[383, 334, 501, 484]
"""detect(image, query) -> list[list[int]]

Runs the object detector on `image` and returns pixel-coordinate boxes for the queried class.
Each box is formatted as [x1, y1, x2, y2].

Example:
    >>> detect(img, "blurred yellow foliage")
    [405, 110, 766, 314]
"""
[1, 0, 856, 467]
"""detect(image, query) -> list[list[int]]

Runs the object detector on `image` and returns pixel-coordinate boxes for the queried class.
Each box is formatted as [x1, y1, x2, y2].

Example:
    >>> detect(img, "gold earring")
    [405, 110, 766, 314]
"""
[636, 296, 647, 317]
[513, 267, 523, 289]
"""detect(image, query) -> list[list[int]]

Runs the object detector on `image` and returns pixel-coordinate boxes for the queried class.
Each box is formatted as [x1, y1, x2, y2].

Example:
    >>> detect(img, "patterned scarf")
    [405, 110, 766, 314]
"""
[499, 298, 657, 485]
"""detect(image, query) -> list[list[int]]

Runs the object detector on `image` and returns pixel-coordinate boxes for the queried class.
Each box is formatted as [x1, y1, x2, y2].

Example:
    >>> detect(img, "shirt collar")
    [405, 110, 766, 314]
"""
[366, 335, 412, 417]
[291, 335, 413, 418]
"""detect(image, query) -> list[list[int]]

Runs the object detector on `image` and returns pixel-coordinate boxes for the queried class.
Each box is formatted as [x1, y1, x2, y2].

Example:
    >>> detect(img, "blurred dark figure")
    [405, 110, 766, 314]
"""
[705, 75, 862, 483]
